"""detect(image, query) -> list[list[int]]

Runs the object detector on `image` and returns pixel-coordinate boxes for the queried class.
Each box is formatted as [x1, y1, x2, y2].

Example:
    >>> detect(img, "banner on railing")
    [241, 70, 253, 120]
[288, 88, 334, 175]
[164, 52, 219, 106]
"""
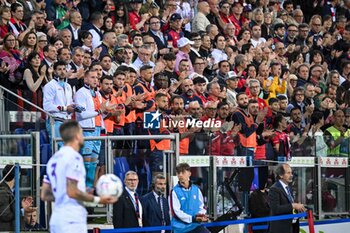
[319, 157, 348, 168]
[179, 156, 210, 167]
[8, 111, 41, 123]
[215, 156, 247, 167]
[288, 157, 315, 167]
[0, 156, 32, 168]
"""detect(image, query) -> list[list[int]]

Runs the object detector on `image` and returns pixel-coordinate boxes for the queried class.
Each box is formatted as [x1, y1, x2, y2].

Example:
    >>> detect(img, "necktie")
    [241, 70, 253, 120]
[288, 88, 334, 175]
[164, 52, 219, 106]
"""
[158, 195, 165, 225]
[134, 193, 140, 218]
[287, 186, 294, 203]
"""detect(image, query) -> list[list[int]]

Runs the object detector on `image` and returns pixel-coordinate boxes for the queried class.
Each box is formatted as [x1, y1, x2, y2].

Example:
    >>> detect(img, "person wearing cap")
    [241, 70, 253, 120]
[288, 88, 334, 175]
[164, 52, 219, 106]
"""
[175, 37, 194, 73]
[167, 13, 184, 49]
[226, 72, 239, 108]
[192, 1, 211, 33]
[98, 31, 117, 60]
[113, 46, 125, 67]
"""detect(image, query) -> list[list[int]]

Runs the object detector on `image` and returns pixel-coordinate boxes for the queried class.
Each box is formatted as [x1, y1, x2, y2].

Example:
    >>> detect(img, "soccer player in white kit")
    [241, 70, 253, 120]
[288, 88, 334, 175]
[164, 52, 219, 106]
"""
[41, 120, 117, 233]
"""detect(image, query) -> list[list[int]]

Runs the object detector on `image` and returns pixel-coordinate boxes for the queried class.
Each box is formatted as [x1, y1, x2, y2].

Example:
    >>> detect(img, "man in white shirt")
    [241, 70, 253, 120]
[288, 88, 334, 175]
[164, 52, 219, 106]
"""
[41, 120, 117, 233]
[65, 11, 82, 48]
[250, 24, 266, 48]
[43, 61, 75, 147]
[88, 12, 104, 49]
[74, 70, 109, 188]
[132, 45, 155, 73]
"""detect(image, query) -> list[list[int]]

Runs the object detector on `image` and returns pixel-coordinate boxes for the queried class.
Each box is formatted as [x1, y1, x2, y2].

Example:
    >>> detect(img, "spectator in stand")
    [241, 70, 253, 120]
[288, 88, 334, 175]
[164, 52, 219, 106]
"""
[0, 33, 22, 85]
[175, 37, 194, 73]
[211, 34, 228, 66]
[128, 0, 150, 32]
[324, 110, 350, 157]
[192, 1, 211, 33]
[132, 45, 155, 72]
[65, 10, 82, 48]
[272, 114, 291, 161]
[167, 13, 184, 49]
[46, 0, 69, 30]
[23, 209, 44, 231]
[0, 6, 11, 40]
[88, 11, 104, 49]
[181, 79, 203, 109]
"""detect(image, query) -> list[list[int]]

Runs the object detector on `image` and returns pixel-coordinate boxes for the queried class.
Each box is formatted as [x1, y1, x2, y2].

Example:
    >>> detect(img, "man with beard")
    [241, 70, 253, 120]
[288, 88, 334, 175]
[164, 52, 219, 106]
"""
[148, 93, 171, 174]
[181, 79, 203, 109]
[232, 93, 265, 158]
[96, 75, 124, 182]
[41, 121, 117, 233]
[169, 96, 192, 155]
[286, 107, 309, 157]
[43, 61, 75, 147]
[140, 174, 171, 232]
[211, 102, 241, 156]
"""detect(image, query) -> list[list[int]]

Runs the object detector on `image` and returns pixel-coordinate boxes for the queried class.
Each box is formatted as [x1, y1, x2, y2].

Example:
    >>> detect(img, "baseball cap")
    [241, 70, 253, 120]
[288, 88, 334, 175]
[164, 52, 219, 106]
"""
[170, 13, 182, 22]
[113, 46, 124, 53]
[225, 71, 239, 81]
[177, 37, 194, 48]
[232, 0, 244, 7]
[289, 74, 298, 81]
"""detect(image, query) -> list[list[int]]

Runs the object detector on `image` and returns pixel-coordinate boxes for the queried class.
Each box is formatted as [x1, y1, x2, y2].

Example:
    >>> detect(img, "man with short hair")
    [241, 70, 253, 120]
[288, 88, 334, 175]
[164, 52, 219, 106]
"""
[113, 171, 143, 228]
[41, 121, 117, 232]
[88, 11, 104, 49]
[65, 10, 82, 47]
[148, 16, 167, 52]
[192, 1, 211, 33]
[167, 13, 184, 49]
[170, 163, 209, 233]
[181, 79, 203, 109]
[251, 24, 266, 48]
[98, 31, 117, 60]
[268, 163, 306, 233]
[132, 45, 155, 72]
[140, 174, 171, 231]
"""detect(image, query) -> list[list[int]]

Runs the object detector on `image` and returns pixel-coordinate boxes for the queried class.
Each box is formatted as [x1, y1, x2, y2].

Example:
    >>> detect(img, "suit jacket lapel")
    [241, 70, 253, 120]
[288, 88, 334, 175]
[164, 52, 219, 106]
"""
[276, 181, 292, 203]
[125, 192, 139, 219]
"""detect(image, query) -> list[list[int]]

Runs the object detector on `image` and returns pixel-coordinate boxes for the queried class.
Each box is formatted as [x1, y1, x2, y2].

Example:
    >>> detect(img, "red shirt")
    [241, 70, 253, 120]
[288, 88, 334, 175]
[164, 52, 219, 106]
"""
[272, 130, 291, 160]
[128, 11, 141, 31]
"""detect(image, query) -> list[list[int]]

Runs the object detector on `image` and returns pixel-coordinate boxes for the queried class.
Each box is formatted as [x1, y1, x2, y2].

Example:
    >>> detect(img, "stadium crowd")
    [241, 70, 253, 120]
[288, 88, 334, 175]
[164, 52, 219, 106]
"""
[0, 0, 350, 190]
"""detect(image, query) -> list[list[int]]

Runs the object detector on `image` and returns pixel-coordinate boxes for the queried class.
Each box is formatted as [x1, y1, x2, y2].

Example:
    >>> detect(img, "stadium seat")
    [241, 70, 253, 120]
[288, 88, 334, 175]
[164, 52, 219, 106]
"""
[113, 157, 130, 184]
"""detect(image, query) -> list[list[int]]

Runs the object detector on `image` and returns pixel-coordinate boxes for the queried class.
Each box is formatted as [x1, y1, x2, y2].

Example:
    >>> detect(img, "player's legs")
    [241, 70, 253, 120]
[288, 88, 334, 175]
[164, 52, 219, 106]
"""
[81, 130, 95, 188]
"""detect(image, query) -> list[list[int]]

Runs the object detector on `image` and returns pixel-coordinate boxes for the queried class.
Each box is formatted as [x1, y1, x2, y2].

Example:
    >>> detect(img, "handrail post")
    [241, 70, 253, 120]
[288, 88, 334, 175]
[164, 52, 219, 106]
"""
[0, 88, 5, 132]
[15, 163, 20, 233]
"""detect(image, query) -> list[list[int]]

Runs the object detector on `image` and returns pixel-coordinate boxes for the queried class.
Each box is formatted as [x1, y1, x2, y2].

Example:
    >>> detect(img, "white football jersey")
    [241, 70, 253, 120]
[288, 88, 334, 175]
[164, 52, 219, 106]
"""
[44, 146, 87, 224]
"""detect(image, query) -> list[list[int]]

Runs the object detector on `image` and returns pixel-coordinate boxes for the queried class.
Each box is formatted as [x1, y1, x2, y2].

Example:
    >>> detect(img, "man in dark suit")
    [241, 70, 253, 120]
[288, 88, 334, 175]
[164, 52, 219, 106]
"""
[64, 11, 83, 48]
[113, 171, 143, 229]
[147, 16, 168, 54]
[268, 163, 306, 233]
[140, 174, 171, 233]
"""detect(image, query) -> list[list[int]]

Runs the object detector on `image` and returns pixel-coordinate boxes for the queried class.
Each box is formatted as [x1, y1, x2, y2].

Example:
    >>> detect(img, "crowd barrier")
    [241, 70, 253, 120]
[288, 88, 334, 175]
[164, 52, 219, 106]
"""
[91, 212, 311, 233]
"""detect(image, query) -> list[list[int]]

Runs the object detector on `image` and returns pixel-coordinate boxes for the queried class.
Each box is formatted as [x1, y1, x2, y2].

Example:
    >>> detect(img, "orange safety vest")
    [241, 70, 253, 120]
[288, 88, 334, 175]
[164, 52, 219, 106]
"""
[123, 83, 136, 124]
[100, 91, 118, 133]
[93, 92, 102, 127]
[148, 118, 171, 151]
[134, 82, 156, 120]
[178, 120, 189, 155]
[235, 109, 257, 149]
[112, 89, 126, 127]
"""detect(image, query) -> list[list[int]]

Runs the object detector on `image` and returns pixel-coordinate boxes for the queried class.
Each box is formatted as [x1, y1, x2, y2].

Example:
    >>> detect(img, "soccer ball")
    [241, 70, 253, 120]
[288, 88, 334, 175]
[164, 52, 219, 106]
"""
[96, 174, 123, 198]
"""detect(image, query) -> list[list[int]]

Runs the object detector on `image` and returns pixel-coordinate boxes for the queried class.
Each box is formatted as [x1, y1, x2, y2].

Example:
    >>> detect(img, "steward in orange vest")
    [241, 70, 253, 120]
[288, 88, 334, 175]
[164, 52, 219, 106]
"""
[148, 93, 171, 172]
[231, 93, 259, 157]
